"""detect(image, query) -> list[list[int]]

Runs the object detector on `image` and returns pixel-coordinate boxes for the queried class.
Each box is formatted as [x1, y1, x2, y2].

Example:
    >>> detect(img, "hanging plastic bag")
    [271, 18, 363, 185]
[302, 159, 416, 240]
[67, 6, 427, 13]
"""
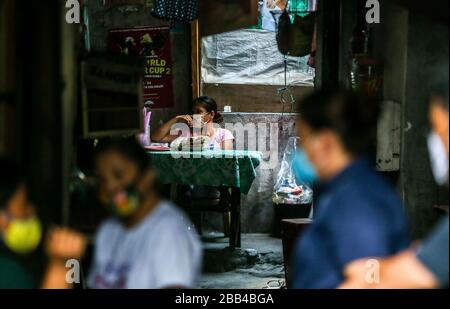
[289, 12, 316, 57]
[137, 107, 152, 147]
[276, 9, 291, 55]
[273, 137, 313, 205]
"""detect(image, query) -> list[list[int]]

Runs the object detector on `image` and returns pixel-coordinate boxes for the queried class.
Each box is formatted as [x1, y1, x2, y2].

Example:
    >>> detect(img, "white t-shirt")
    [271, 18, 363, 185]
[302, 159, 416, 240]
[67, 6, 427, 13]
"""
[87, 200, 202, 289]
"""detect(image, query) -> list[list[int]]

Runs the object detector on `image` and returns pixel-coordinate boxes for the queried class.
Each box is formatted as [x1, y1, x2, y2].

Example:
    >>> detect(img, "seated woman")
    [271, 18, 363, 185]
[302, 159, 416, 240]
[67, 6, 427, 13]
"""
[88, 138, 202, 289]
[151, 96, 234, 150]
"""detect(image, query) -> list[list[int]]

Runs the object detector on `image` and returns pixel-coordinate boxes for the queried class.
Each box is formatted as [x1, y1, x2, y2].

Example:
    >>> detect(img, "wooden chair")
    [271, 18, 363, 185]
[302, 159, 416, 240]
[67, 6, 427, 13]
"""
[187, 187, 232, 237]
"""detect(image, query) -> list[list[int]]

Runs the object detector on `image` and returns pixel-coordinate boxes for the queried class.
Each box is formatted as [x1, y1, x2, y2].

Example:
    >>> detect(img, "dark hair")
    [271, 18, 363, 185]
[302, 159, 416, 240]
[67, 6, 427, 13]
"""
[94, 137, 150, 171]
[0, 158, 21, 209]
[428, 65, 449, 109]
[298, 89, 380, 156]
[430, 82, 449, 111]
[193, 96, 223, 123]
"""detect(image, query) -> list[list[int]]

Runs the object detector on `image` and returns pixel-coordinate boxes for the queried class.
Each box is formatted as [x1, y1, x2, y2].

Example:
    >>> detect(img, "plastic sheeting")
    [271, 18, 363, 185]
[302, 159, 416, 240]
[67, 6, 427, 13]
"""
[201, 29, 315, 86]
[273, 137, 313, 205]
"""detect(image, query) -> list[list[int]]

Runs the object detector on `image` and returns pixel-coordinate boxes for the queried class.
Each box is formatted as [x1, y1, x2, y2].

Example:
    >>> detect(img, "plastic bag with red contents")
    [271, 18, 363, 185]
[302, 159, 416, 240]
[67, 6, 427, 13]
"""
[273, 137, 313, 205]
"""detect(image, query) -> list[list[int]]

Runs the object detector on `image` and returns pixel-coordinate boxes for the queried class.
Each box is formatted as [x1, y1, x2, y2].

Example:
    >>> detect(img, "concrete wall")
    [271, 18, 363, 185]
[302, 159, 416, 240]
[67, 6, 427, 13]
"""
[373, 2, 449, 239]
[203, 113, 299, 233]
[401, 12, 449, 239]
[86, 1, 192, 127]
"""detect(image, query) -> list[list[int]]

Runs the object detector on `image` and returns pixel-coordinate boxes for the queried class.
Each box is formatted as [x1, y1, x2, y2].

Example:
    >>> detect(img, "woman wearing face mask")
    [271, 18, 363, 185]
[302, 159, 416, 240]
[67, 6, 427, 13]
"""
[0, 158, 86, 289]
[290, 89, 410, 289]
[340, 83, 449, 289]
[151, 96, 234, 150]
[88, 138, 202, 289]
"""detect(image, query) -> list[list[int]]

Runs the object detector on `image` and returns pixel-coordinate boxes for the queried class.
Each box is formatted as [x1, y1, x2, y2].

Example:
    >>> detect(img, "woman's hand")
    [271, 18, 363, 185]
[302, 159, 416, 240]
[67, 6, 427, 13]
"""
[152, 115, 192, 143]
[46, 227, 87, 262]
[175, 115, 193, 127]
[41, 228, 87, 289]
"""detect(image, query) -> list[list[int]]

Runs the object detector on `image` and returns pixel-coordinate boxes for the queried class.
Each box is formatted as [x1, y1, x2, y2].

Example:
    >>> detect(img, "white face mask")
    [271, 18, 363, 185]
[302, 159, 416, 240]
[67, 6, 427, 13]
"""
[192, 113, 210, 129]
[427, 132, 449, 186]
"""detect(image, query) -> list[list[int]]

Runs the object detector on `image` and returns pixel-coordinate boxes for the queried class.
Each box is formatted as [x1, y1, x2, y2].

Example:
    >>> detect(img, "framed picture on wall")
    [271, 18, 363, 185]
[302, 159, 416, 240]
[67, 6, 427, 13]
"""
[108, 26, 174, 109]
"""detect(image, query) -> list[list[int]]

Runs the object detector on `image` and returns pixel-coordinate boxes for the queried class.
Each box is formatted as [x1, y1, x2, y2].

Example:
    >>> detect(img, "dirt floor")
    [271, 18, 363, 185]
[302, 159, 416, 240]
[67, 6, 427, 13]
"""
[199, 233, 285, 289]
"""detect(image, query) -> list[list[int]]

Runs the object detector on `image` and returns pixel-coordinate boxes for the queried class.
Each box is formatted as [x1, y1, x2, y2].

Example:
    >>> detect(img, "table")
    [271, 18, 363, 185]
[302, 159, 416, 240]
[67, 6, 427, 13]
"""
[147, 150, 262, 248]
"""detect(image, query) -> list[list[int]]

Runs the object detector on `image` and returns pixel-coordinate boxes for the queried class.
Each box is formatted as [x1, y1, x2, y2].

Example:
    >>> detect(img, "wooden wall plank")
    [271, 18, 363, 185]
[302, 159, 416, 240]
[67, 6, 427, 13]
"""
[203, 83, 313, 113]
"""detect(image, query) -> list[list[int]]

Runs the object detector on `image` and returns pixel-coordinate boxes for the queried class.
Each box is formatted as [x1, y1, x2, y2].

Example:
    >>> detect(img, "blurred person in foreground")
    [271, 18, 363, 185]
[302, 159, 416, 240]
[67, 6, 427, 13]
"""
[88, 138, 202, 289]
[290, 89, 410, 289]
[340, 84, 449, 289]
[0, 158, 86, 289]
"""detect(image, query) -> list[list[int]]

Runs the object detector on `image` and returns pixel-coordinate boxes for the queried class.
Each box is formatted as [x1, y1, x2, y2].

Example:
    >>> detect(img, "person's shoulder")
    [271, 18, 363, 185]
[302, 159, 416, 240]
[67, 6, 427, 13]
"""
[363, 169, 403, 205]
[0, 255, 22, 270]
[218, 128, 234, 140]
[345, 160, 398, 194]
[95, 218, 122, 240]
[153, 200, 191, 226]
[98, 217, 121, 230]
[151, 200, 199, 238]
[0, 256, 35, 288]
[326, 174, 406, 234]
[334, 164, 402, 212]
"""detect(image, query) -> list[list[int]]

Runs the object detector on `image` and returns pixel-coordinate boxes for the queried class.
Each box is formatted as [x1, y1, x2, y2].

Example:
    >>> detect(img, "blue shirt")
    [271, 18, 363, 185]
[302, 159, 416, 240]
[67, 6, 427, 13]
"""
[417, 216, 449, 287]
[291, 158, 410, 289]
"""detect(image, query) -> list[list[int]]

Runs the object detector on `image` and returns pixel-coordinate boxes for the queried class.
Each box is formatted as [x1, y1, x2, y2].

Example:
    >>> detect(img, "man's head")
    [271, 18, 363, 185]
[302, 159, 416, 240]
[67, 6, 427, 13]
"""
[429, 83, 449, 154]
[427, 81, 449, 186]
[0, 159, 35, 222]
[94, 138, 158, 220]
[297, 89, 380, 180]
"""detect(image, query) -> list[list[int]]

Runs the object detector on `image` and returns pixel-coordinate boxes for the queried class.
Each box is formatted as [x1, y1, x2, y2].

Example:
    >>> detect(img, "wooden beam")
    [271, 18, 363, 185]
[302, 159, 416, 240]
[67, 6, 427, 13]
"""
[191, 20, 200, 99]
[0, 0, 16, 156]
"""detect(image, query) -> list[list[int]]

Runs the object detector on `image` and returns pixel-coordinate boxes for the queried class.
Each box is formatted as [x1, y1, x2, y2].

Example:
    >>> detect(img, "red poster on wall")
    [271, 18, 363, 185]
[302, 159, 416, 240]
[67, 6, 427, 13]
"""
[108, 26, 173, 109]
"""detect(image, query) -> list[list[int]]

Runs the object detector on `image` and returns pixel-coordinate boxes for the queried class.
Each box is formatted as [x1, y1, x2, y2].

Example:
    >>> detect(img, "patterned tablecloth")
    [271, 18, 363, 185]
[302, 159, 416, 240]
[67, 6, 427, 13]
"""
[147, 150, 262, 195]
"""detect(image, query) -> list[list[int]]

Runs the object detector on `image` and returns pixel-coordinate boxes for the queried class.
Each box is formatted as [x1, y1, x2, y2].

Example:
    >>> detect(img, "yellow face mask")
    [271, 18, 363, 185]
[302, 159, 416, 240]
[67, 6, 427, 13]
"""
[3, 216, 42, 255]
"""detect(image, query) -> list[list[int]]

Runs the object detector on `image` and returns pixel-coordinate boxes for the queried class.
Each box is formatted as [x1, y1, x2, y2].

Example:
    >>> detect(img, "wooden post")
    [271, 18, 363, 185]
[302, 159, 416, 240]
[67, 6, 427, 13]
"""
[191, 20, 201, 99]
[230, 187, 242, 249]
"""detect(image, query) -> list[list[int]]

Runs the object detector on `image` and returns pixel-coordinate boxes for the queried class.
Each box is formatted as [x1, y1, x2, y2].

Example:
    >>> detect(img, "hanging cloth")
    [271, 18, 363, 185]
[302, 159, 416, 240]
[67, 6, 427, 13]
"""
[276, 0, 316, 57]
[151, 0, 198, 22]
[288, 12, 316, 57]
[276, 10, 291, 55]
